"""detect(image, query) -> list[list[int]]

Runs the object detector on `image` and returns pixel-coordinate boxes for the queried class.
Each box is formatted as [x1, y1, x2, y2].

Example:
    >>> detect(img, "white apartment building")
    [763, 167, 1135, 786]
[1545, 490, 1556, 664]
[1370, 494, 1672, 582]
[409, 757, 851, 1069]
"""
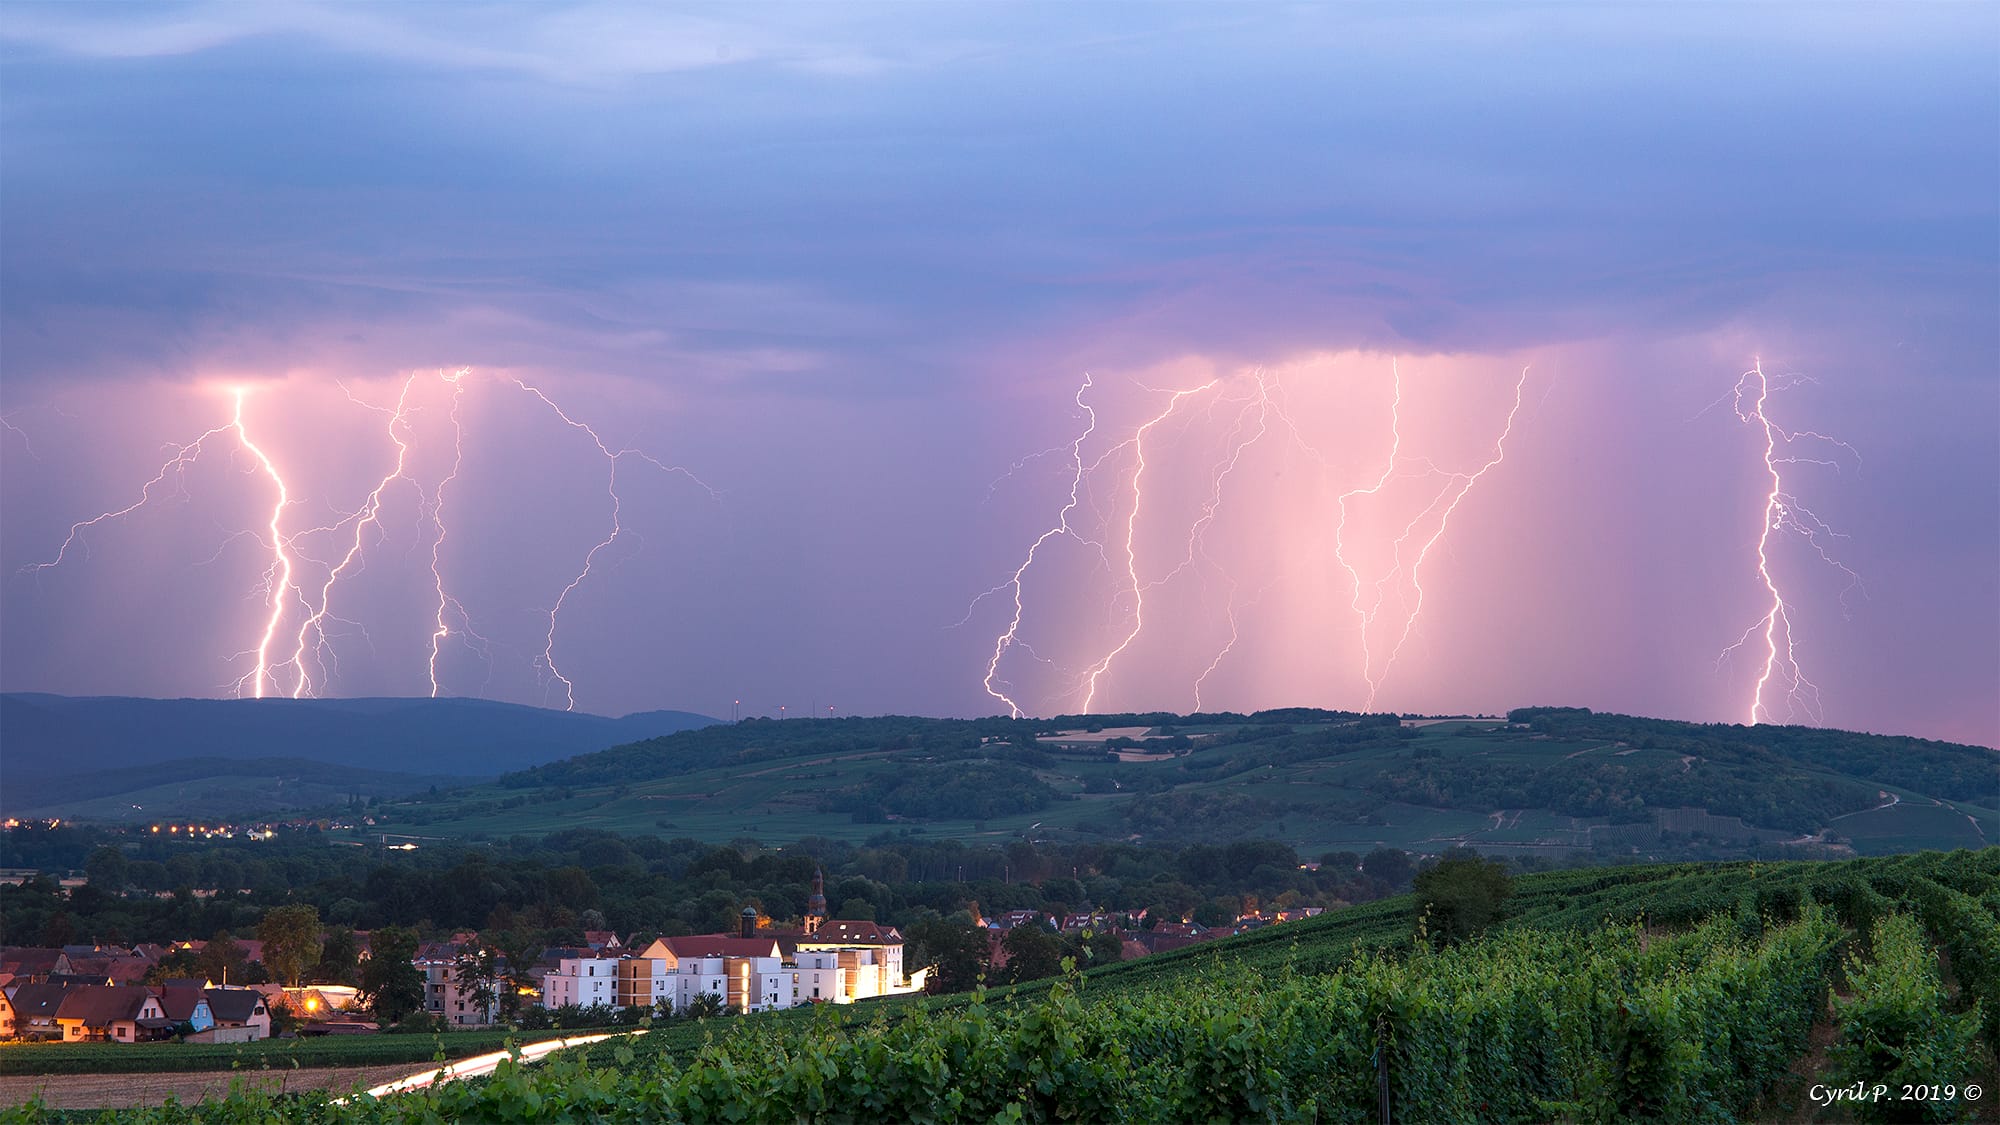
[794, 947, 925, 1003]
[540, 956, 622, 1011]
[550, 923, 929, 1018]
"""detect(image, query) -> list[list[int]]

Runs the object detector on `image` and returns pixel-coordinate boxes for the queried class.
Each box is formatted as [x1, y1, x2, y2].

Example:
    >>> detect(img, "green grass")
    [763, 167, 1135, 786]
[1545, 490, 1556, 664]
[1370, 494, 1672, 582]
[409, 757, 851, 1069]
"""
[1837, 800, 1992, 853]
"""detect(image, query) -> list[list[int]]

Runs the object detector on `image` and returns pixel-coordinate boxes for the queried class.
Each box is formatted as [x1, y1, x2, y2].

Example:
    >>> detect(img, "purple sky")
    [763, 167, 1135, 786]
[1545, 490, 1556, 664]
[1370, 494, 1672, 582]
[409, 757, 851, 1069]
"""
[2, 3, 1995, 745]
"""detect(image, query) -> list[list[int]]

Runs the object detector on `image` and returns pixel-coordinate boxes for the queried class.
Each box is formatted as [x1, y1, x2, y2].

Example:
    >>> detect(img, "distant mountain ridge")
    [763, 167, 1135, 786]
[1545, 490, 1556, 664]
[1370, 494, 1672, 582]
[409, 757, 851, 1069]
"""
[0, 693, 719, 817]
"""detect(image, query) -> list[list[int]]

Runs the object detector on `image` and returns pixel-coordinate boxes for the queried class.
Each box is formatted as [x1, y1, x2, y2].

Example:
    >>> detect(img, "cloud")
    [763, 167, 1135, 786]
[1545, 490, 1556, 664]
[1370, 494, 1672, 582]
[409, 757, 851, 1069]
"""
[0, 1, 908, 80]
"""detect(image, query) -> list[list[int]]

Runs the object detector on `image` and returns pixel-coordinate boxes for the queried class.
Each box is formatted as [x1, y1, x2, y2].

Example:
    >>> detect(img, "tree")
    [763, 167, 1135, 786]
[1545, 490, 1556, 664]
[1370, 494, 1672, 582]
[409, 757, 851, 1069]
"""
[1412, 851, 1513, 947]
[257, 904, 323, 988]
[145, 947, 204, 986]
[999, 924, 1064, 985]
[486, 931, 541, 1022]
[1362, 847, 1414, 890]
[317, 927, 361, 986]
[39, 911, 75, 948]
[685, 991, 730, 1019]
[1064, 928, 1123, 966]
[905, 913, 990, 993]
[360, 925, 425, 1022]
[85, 846, 130, 892]
[197, 930, 247, 986]
[453, 948, 499, 1023]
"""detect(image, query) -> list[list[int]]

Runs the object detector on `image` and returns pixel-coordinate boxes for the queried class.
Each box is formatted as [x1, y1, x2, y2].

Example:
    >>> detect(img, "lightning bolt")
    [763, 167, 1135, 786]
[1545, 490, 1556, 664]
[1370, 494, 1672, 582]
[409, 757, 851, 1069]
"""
[975, 370, 1300, 716]
[225, 388, 308, 699]
[973, 374, 1105, 718]
[23, 421, 238, 575]
[1077, 378, 1223, 711]
[427, 368, 491, 697]
[1, 412, 37, 460]
[1717, 359, 1862, 726]
[1174, 377, 1277, 713]
[1333, 365, 1529, 711]
[21, 388, 311, 699]
[23, 369, 716, 710]
[508, 377, 720, 711]
[1332, 362, 1408, 710]
[1368, 366, 1529, 706]
[286, 374, 426, 697]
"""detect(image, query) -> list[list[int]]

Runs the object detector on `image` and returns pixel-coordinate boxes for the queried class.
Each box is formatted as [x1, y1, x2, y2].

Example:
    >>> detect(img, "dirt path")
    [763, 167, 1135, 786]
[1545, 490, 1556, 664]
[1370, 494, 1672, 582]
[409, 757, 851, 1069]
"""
[0, 1063, 417, 1110]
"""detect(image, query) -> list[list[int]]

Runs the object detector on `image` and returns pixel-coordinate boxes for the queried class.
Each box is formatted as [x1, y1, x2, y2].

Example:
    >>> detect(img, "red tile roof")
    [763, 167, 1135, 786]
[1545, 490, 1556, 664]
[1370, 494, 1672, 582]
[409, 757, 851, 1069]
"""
[56, 985, 158, 1028]
[154, 985, 210, 1023]
[802, 920, 902, 946]
[659, 936, 781, 960]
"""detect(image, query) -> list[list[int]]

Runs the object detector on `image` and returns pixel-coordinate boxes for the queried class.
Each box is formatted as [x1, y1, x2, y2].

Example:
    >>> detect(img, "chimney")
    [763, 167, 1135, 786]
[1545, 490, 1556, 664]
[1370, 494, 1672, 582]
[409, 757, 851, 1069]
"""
[739, 907, 758, 939]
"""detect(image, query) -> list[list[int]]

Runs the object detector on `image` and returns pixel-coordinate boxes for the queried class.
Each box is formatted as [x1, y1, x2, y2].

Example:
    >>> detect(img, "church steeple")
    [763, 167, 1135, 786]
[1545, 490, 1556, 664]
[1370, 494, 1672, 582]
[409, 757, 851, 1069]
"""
[804, 866, 827, 936]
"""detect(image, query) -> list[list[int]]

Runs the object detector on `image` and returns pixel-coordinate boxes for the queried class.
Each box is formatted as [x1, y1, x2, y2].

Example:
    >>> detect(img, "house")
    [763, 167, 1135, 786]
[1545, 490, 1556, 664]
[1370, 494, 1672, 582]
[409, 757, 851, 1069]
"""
[154, 984, 215, 1032]
[10, 983, 70, 1041]
[616, 934, 789, 1015]
[654, 936, 785, 962]
[581, 931, 623, 953]
[0, 986, 15, 1039]
[539, 956, 621, 1011]
[55, 985, 169, 1043]
[0, 948, 62, 984]
[1133, 922, 1211, 956]
[416, 943, 499, 1027]
[60, 954, 152, 985]
[202, 987, 271, 1040]
[794, 920, 916, 998]
[542, 909, 927, 1019]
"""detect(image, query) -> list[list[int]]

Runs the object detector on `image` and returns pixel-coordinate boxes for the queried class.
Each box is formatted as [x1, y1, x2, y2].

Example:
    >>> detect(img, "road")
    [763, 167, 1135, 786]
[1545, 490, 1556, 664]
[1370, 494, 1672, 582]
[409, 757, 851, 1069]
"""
[355, 1032, 629, 1099]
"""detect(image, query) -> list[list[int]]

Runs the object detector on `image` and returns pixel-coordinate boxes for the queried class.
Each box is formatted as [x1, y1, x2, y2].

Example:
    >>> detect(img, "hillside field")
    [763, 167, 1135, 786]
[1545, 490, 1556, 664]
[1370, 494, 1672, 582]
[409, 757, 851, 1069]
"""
[360, 709, 1997, 861]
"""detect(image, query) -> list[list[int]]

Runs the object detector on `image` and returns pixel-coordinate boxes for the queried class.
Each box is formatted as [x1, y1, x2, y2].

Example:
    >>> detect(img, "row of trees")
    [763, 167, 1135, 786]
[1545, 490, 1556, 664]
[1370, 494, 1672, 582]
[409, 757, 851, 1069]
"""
[4, 825, 1451, 957]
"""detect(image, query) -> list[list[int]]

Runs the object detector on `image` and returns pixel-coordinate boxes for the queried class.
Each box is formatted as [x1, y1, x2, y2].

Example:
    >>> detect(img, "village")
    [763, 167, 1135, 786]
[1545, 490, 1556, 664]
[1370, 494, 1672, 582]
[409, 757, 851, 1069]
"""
[0, 868, 1323, 1045]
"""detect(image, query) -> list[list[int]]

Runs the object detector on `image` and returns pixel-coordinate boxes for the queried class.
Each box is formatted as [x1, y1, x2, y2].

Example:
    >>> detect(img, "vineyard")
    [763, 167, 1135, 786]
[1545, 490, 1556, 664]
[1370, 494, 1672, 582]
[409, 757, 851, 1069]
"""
[6, 848, 1995, 1123]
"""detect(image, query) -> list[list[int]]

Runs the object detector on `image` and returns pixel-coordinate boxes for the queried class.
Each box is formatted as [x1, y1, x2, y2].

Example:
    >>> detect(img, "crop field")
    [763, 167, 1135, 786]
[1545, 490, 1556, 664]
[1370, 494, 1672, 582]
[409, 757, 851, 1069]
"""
[0, 1028, 585, 1077]
[1834, 798, 1992, 853]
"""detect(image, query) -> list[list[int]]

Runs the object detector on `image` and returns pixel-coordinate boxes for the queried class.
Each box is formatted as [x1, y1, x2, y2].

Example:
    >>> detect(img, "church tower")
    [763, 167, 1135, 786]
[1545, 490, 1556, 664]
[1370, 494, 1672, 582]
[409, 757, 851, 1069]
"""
[804, 866, 827, 936]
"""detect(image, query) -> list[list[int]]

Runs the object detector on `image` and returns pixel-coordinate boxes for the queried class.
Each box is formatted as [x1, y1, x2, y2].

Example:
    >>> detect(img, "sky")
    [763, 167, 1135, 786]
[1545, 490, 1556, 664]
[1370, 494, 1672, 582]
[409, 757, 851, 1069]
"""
[1, 2, 1995, 746]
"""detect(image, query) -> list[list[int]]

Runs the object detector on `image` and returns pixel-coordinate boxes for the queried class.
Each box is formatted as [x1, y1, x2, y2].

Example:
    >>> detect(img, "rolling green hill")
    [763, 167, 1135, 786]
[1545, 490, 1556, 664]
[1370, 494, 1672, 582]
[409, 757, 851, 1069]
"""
[365, 708, 1996, 861]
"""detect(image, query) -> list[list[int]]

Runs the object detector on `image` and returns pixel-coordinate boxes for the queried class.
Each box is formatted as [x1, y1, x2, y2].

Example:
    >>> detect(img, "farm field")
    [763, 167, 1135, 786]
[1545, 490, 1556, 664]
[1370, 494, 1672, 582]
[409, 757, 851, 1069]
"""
[0, 1064, 416, 1111]
[0, 1028, 586, 1077]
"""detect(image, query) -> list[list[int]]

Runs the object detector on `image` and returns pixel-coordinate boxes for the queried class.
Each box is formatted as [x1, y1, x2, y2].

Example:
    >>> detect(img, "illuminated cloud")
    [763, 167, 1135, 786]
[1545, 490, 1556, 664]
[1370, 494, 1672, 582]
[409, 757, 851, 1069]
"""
[1, 4, 1993, 743]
